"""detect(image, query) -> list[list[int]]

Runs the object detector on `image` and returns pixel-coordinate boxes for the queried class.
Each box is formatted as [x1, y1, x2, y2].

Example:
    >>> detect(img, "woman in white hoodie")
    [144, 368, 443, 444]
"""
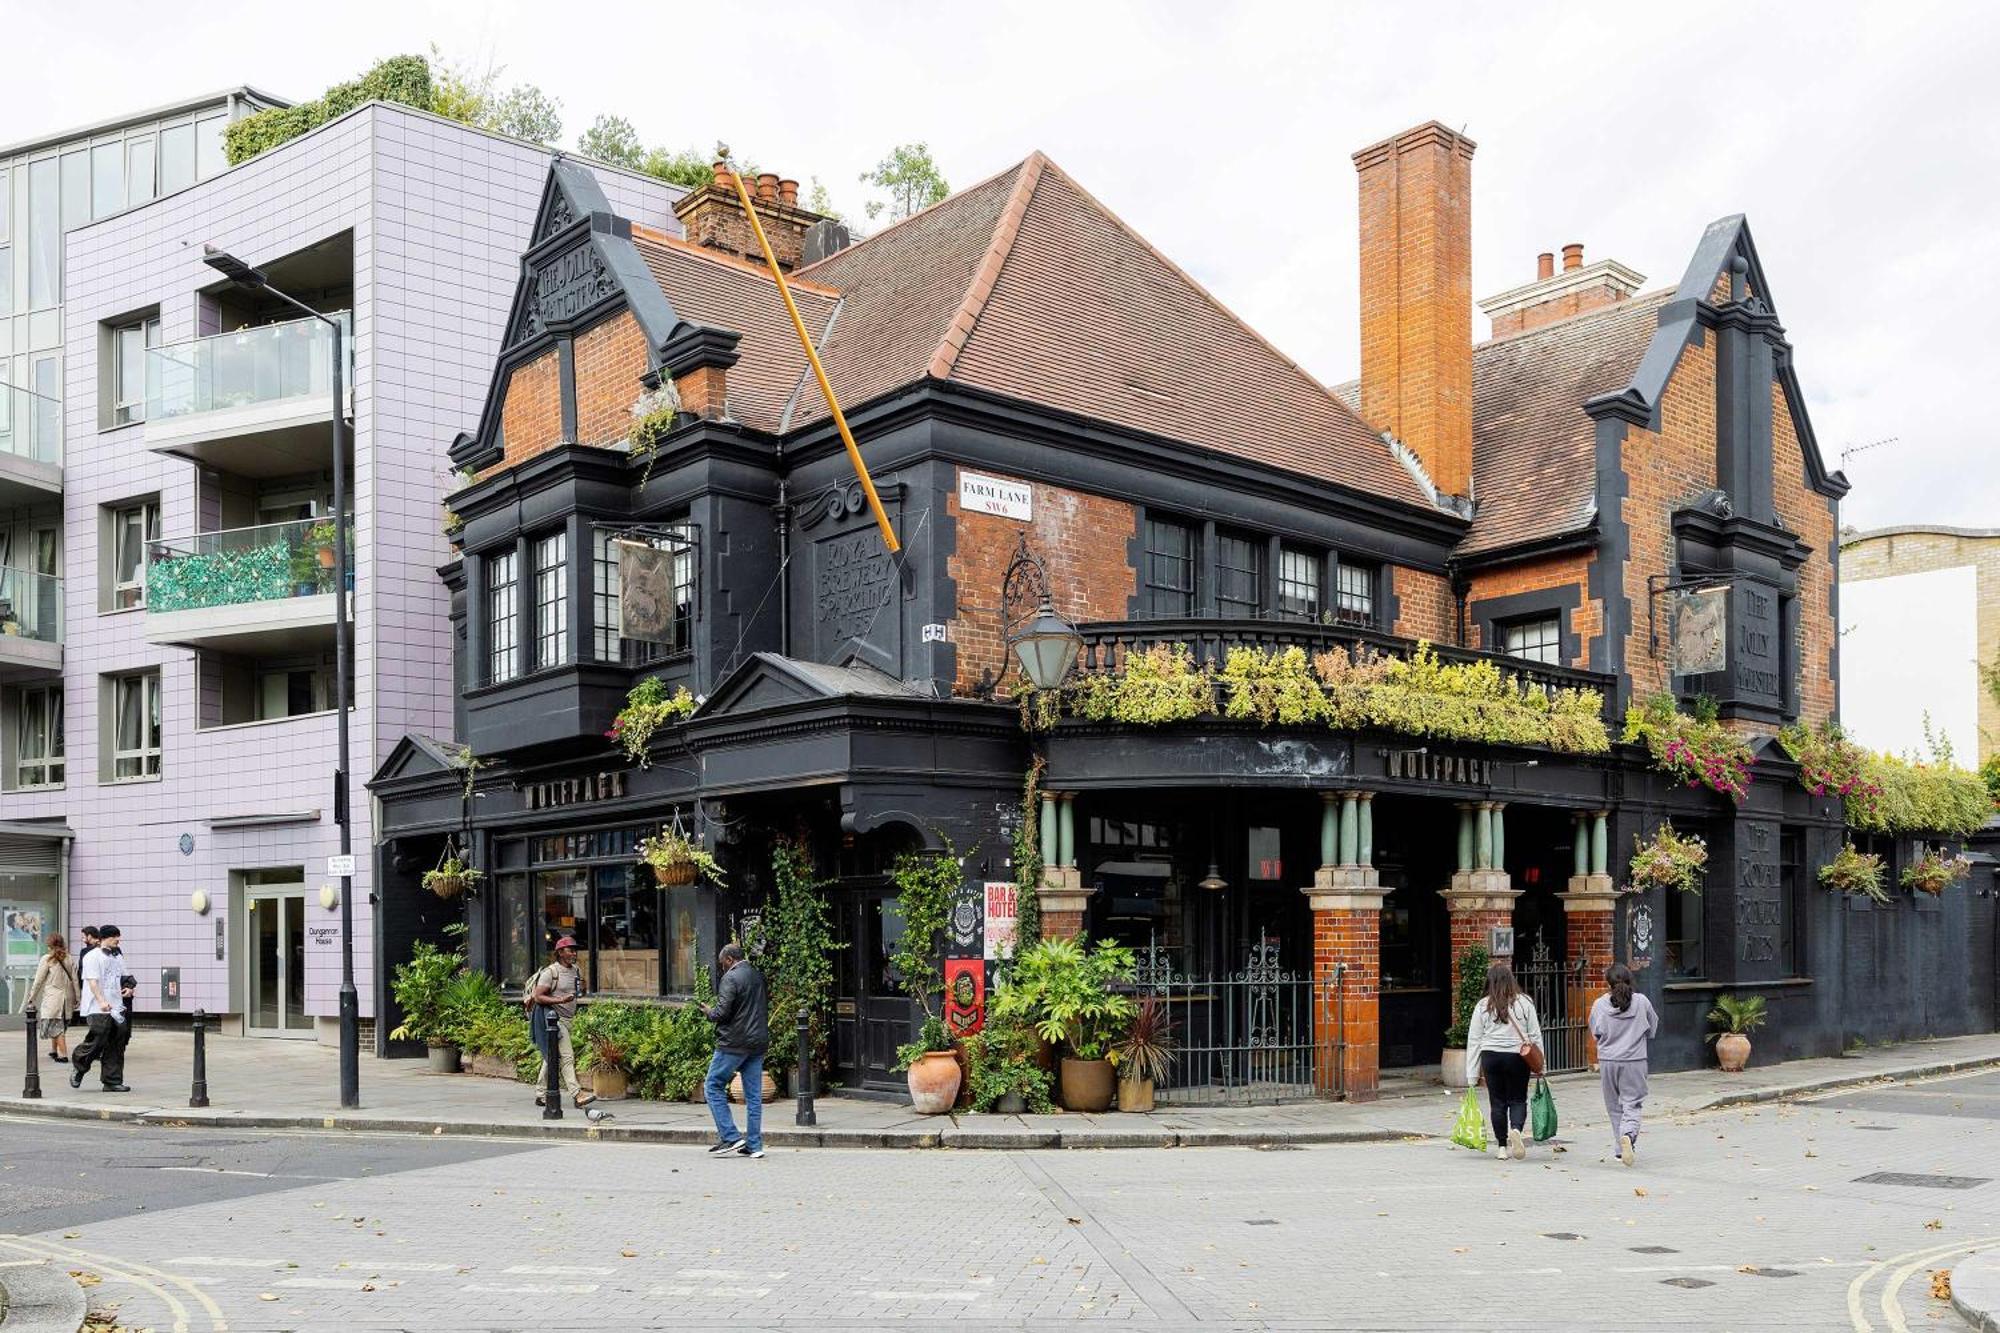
[1463, 960, 1544, 1160]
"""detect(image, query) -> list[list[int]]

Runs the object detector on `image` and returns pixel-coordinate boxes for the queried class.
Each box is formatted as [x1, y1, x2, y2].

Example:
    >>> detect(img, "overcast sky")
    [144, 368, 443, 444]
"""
[10, 1, 1994, 530]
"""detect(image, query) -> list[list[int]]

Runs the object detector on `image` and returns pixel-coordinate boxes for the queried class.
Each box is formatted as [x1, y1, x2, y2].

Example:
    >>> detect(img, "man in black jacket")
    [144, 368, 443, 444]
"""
[702, 942, 769, 1159]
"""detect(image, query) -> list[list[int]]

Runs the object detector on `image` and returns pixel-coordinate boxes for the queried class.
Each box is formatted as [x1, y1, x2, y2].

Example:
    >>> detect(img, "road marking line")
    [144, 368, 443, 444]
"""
[502, 1264, 615, 1275]
[1616, 1260, 1872, 1274]
[463, 1282, 599, 1295]
[676, 1267, 789, 1280]
[158, 1166, 343, 1181]
[1847, 1234, 2000, 1332]
[9, 1234, 226, 1332]
[1881, 1236, 2000, 1332]
[163, 1257, 295, 1268]
[335, 1260, 459, 1273]
[647, 1285, 772, 1298]
[277, 1277, 378, 1290]
[0, 1237, 197, 1333]
[863, 1291, 981, 1301]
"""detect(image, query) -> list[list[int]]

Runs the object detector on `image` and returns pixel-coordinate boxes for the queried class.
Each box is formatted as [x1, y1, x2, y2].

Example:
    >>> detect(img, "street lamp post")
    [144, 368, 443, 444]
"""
[203, 245, 358, 1109]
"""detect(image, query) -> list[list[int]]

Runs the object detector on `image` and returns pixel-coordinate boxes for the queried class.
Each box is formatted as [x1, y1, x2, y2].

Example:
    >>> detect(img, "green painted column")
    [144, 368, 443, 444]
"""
[1057, 795, 1076, 869]
[1041, 794, 1059, 869]
[1591, 811, 1609, 876]
[1572, 815, 1589, 879]
[1491, 803, 1506, 870]
[1357, 794, 1374, 867]
[1339, 793, 1359, 866]
[1474, 803, 1493, 870]
[1456, 805, 1475, 872]
[1320, 794, 1339, 868]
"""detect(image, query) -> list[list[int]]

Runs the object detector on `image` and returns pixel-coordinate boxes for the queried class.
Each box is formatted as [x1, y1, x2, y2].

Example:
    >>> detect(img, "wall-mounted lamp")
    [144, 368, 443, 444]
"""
[319, 884, 340, 911]
[189, 889, 211, 916]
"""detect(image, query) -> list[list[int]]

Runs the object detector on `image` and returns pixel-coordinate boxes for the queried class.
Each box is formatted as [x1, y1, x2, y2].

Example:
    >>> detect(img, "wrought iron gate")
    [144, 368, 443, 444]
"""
[1514, 930, 1590, 1075]
[1130, 937, 1344, 1104]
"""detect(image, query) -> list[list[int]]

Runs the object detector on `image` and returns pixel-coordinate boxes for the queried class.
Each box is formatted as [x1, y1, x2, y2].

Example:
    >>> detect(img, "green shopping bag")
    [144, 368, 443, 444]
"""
[1530, 1076, 1558, 1142]
[1450, 1087, 1486, 1150]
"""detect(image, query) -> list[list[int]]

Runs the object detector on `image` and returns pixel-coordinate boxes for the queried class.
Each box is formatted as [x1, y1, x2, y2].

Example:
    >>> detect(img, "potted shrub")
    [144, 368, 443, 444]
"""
[1440, 945, 1488, 1089]
[886, 845, 965, 1113]
[1629, 822, 1708, 895]
[1818, 842, 1888, 904]
[1902, 844, 1972, 896]
[991, 935, 1136, 1112]
[637, 824, 725, 888]
[388, 939, 466, 1073]
[310, 520, 339, 569]
[574, 1001, 641, 1100]
[421, 853, 482, 900]
[896, 1015, 961, 1113]
[288, 542, 320, 598]
[607, 677, 698, 768]
[1112, 996, 1176, 1113]
[964, 1018, 1054, 1114]
[1707, 993, 1768, 1072]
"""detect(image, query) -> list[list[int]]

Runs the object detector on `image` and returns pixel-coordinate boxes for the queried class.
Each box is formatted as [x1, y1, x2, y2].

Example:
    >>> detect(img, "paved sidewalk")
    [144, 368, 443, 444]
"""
[4, 1026, 1996, 1149]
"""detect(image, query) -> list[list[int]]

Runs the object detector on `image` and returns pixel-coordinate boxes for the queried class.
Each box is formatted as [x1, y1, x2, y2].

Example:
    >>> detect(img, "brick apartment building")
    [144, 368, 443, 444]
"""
[373, 123, 1994, 1099]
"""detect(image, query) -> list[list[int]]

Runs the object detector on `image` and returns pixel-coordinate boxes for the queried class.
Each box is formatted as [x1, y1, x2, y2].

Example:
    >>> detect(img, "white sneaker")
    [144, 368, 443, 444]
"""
[1511, 1137, 1526, 1160]
[1618, 1134, 1635, 1167]
[1494, 1145, 1509, 1161]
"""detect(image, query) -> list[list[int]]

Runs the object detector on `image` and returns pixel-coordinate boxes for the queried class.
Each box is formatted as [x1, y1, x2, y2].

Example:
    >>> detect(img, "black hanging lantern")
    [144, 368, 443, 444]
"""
[1001, 534, 1082, 691]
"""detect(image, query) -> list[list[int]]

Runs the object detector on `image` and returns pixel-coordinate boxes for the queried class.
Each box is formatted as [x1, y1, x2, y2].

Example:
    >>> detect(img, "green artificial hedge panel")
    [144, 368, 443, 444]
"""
[147, 542, 302, 612]
[225, 55, 434, 165]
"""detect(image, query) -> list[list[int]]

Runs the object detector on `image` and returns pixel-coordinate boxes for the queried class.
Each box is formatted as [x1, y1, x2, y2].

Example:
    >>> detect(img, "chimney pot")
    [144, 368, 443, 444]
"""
[1562, 242, 1584, 271]
[778, 178, 799, 207]
[756, 173, 779, 203]
[1537, 251, 1555, 281]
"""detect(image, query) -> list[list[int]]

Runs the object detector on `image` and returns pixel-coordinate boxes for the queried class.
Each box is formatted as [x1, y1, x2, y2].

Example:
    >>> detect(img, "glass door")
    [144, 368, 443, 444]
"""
[246, 890, 312, 1036]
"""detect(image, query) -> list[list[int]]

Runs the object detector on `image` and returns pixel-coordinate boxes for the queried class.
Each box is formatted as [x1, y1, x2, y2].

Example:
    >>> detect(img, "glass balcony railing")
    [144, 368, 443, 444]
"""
[144, 312, 352, 425]
[0, 566, 63, 645]
[0, 381, 63, 466]
[147, 518, 351, 614]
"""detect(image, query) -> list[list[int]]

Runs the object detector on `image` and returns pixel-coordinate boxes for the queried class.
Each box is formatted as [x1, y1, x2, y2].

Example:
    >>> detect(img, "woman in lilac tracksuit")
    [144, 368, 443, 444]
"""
[1589, 963, 1658, 1166]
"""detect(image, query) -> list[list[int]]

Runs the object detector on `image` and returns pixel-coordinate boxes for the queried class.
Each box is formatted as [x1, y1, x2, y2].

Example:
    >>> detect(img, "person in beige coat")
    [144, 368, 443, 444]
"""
[27, 933, 80, 1061]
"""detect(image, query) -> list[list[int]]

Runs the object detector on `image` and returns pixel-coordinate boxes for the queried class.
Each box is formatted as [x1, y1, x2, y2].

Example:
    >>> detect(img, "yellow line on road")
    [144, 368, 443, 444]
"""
[1882, 1235, 2000, 1332]
[2, 1231, 230, 1331]
[1846, 1233, 2000, 1332]
[0, 1235, 194, 1333]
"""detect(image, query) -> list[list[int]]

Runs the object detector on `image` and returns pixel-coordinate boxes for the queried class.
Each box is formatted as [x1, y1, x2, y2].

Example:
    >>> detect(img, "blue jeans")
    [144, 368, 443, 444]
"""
[704, 1050, 764, 1151]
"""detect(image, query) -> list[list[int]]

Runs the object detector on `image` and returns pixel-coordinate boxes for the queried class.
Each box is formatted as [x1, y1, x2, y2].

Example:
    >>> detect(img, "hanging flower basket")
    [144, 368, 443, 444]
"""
[1818, 842, 1887, 903]
[1628, 821, 1708, 895]
[422, 853, 482, 900]
[1902, 844, 1972, 896]
[638, 824, 725, 888]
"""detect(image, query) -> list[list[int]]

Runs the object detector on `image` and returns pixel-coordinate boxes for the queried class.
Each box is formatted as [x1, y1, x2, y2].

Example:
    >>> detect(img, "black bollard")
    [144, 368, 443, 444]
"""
[794, 1005, 816, 1127]
[542, 1017, 563, 1120]
[21, 1006, 40, 1100]
[189, 1009, 210, 1108]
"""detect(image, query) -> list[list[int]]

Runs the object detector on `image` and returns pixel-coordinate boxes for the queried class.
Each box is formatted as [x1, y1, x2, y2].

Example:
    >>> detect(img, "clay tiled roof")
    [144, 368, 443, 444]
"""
[1460, 290, 1672, 556]
[628, 154, 1435, 510]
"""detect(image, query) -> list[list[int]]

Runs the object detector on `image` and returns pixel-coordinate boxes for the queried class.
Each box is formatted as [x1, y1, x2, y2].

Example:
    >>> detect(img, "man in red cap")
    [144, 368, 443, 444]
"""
[526, 937, 595, 1110]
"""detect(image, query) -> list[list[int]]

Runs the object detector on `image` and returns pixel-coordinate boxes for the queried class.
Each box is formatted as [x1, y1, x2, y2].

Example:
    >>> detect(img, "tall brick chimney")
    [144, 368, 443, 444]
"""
[1354, 122, 1476, 498]
[672, 162, 825, 271]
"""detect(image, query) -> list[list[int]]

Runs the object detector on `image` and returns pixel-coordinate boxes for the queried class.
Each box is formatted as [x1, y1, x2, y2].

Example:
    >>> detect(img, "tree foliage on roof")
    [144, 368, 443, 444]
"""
[224, 50, 564, 167]
[574, 116, 718, 190]
[860, 142, 948, 222]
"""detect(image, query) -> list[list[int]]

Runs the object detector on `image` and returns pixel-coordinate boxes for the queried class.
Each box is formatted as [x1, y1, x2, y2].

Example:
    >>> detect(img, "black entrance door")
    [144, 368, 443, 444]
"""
[831, 884, 914, 1093]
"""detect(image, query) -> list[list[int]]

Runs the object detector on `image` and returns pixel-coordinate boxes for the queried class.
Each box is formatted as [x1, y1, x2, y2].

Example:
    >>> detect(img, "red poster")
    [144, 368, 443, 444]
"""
[943, 957, 986, 1037]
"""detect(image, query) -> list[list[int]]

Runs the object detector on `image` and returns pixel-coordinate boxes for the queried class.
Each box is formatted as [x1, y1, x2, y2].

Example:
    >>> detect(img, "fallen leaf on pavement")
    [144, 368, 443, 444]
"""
[361, 1283, 377, 1293]
[1925, 1219, 1943, 1230]
[1634, 1188, 1647, 1197]
[258, 1292, 279, 1302]
[621, 1250, 638, 1258]
[67, 1270, 102, 1288]
[1932, 1270, 1952, 1301]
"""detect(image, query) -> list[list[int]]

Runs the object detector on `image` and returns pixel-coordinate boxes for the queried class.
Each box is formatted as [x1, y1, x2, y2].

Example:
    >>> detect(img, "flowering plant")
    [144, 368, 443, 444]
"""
[1818, 842, 1887, 903]
[1628, 822, 1708, 895]
[638, 824, 725, 887]
[1623, 692, 1754, 802]
[1778, 720, 1882, 821]
[1901, 844, 1972, 896]
[607, 676, 698, 767]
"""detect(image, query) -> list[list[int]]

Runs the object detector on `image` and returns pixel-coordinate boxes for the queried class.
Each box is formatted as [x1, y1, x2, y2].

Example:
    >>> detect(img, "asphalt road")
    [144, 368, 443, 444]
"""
[1, 1070, 1997, 1331]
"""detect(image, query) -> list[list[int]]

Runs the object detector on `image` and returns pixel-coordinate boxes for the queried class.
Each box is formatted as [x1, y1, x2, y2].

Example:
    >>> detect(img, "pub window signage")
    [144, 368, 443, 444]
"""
[523, 769, 630, 811]
[1382, 748, 1494, 785]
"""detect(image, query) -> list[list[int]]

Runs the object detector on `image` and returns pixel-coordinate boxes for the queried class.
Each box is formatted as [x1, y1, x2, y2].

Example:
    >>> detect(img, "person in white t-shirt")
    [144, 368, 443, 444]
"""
[71, 924, 134, 1092]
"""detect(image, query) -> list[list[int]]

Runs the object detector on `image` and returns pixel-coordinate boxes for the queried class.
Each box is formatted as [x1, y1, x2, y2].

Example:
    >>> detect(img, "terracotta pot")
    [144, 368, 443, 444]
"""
[316, 544, 337, 569]
[729, 1070, 779, 1104]
[1440, 1048, 1472, 1089]
[1715, 1032, 1752, 1072]
[1117, 1075, 1155, 1114]
[907, 1049, 963, 1115]
[427, 1044, 461, 1074]
[1060, 1057, 1115, 1112]
[593, 1066, 629, 1100]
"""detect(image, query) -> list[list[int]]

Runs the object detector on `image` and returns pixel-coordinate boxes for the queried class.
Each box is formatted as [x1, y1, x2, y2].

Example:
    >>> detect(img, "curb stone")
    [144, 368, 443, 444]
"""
[0, 1260, 86, 1333]
[1693, 1052, 2000, 1113]
[1954, 1250, 2000, 1333]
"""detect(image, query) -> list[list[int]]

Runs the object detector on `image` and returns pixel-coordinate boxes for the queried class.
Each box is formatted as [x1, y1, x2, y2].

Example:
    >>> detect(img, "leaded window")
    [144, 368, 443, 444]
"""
[1277, 546, 1321, 621]
[1335, 561, 1376, 625]
[533, 531, 568, 669]
[591, 524, 694, 662]
[487, 549, 519, 684]
[1214, 531, 1261, 617]
[1142, 517, 1195, 618]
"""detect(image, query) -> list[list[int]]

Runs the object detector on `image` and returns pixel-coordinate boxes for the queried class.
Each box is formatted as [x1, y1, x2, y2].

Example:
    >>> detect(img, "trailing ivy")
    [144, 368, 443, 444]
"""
[1010, 759, 1044, 952]
[888, 839, 963, 1068]
[226, 55, 435, 165]
[1023, 641, 1609, 755]
[608, 675, 698, 767]
[1851, 750, 1990, 837]
[1622, 692, 1753, 802]
[764, 837, 843, 1074]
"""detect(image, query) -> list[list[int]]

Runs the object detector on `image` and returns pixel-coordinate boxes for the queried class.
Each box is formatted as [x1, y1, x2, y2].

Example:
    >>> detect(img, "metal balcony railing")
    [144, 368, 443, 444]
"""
[147, 517, 351, 613]
[0, 566, 63, 644]
[144, 312, 352, 425]
[0, 381, 62, 466]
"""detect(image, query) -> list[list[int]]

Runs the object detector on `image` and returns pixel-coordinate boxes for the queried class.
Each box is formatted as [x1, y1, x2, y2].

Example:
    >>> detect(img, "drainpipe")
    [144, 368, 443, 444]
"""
[775, 479, 792, 657]
[1448, 559, 1470, 648]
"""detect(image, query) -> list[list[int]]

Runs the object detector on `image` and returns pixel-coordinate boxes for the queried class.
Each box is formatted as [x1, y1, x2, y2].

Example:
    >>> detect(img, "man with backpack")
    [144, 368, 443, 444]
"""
[525, 937, 596, 1112]
[701, 942, 768, 1159]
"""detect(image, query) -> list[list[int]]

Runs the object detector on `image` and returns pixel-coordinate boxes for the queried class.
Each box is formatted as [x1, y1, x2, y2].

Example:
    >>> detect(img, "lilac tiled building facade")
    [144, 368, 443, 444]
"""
[3, 101, 679, 1041]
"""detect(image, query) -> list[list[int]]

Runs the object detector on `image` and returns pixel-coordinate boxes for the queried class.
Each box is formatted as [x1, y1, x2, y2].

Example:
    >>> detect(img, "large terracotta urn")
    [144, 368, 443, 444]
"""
[1715, 1032, 1752, 1072]
[907, 1049, 963, 1114]
[1061, 1057, 1115, 1112]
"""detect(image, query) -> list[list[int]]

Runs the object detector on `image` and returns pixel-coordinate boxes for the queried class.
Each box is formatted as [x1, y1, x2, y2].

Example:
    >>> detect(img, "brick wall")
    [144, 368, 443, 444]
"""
[1770, 380, 1838, 726]
[499, 349, 563, 469]
[1391, 566, 1455, 642]
[1312, 905, 1381, 1100]
[1620, 335, 1719, 699]
[946, 469, 1137, 694]
[1465, 552, 1601, 668]
[573, 312, 650, 448]
[1842, 527, 2000, 759]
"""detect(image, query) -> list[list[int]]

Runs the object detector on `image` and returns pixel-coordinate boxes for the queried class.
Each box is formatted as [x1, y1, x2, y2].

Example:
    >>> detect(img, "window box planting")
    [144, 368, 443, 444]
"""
[1628, 822, 1708, 895]
[1818, 842, 1887, 904]
[1623, 692, 1754, 802]
[608, 675, 698, 767]
[1901, 844, 1972, 896]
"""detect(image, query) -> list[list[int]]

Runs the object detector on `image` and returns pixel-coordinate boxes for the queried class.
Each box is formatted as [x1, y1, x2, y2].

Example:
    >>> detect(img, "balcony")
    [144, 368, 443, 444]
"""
[144, 313, 352, 478]
[0, 567, 63, 680]
[144, 518, 349, 653]
[0, 382, 64, 505]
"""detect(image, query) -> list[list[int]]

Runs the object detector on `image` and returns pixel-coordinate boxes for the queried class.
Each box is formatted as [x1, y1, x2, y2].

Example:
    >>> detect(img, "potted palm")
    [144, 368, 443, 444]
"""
[574, 1001, 639, 1100]
[1112, 996, 1176, 1113]
[991, 936, 1136, 1112]
[1707, 993, 1768, 1072]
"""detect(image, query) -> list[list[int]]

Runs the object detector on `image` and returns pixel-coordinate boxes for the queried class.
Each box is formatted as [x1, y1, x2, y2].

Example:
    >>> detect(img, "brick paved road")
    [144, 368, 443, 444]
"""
[4, 1070, 1998, 1331]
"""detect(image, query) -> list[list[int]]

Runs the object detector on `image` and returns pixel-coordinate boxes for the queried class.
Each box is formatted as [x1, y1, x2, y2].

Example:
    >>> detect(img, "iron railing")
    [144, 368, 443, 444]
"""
[145, 312, 352, 424]
[1126, 938, 1345, 1104]
[1077, 616, 1615, 717]
[1515, 930, 1590, 1075]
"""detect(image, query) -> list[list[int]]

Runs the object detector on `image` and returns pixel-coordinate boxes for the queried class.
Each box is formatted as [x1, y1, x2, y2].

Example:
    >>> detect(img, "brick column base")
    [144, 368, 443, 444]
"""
[1560, 873, 1620, 1066]
[1441, 872, 1520, 966]
[1306, 871, 1385, 1102]
[1039, 867, 1091, 940]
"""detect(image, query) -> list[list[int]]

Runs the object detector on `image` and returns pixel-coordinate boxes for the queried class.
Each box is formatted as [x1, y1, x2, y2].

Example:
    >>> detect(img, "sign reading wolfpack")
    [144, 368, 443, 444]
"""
[1383, 749, 1494, 785]
[617, 539, 679, 644]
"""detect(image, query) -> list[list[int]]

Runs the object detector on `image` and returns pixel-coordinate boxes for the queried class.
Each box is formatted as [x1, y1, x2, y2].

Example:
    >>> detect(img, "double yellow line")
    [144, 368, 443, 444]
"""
[0, 1233, 229, 1333]
[1845, 1232, 1999, 1332]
